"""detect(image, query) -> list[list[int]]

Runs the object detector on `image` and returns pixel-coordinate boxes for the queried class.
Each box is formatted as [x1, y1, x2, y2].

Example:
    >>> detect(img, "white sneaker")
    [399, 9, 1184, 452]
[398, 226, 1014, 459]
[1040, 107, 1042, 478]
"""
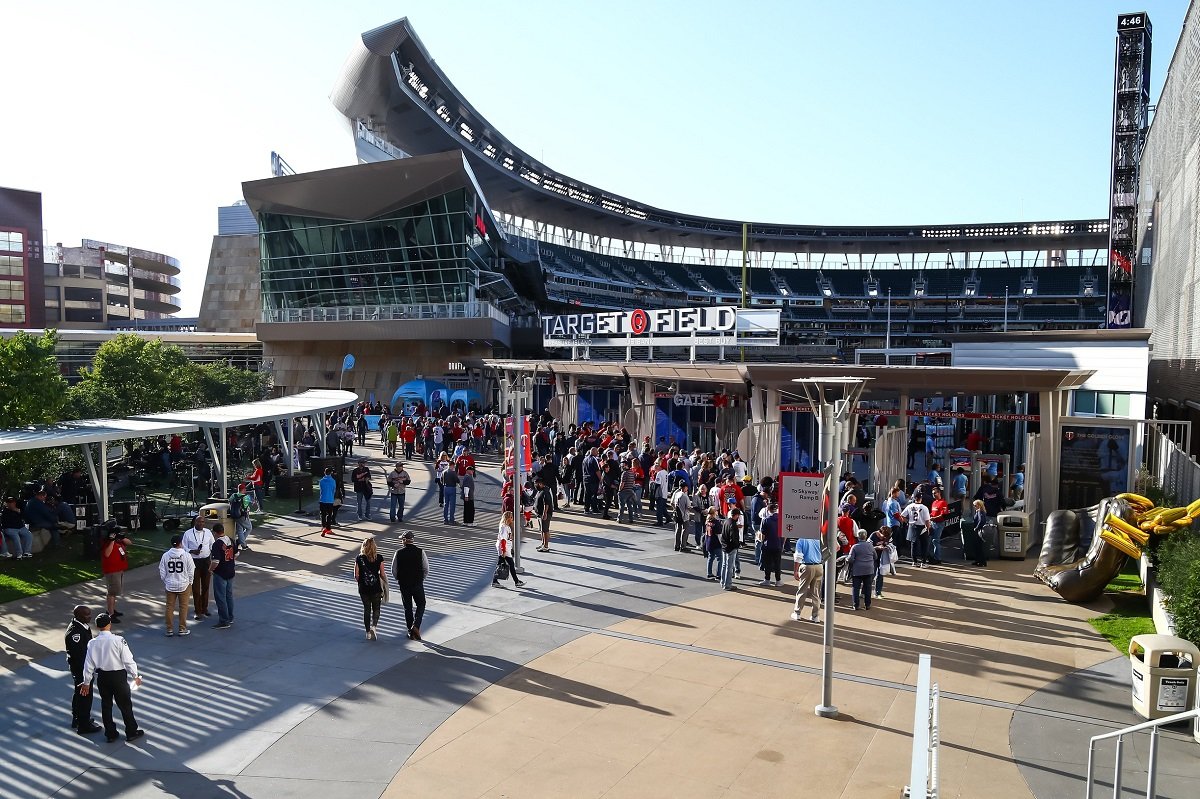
[790, 612, 802, 621]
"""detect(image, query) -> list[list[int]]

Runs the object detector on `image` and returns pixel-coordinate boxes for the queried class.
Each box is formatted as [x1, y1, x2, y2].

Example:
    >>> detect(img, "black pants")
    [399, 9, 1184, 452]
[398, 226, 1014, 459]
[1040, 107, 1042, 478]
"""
[191, 558, 211, 615]
[761, 550, 782, 582]
[319, 502, 335, 528]
[71, 668, 93, 728]
[399, 583, 426, 631]
[360, 591, 382, 631]
[851, 574, 873, 609]
[674, 517, 689, 550]
[96, 669, 138, 738]
[495, 555, 519, 585]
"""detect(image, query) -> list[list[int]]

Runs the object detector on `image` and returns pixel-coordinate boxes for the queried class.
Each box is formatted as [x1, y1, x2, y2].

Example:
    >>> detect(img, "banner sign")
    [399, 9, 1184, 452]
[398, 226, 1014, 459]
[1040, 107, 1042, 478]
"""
[542, 306, 779, 348]
[1057, 423, 1133, 510]
[905, 410, 1040, 422]
[778, 472, 824, 540]
[503, 416, 532, 478]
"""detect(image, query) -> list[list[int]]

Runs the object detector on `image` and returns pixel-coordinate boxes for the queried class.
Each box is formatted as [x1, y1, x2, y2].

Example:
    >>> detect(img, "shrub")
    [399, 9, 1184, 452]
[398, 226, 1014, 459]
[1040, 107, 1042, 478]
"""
[1156, 530, 1200, 645]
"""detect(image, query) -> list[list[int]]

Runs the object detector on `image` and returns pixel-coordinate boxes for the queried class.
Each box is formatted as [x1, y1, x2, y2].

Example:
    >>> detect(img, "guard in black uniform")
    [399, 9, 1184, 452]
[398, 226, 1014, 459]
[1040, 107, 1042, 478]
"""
[65, 605, 100, 734]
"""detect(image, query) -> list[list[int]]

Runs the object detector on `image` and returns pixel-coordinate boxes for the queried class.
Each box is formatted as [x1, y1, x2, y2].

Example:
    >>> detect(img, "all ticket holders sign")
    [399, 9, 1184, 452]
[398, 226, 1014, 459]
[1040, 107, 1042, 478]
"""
[779, 472, 824, 539]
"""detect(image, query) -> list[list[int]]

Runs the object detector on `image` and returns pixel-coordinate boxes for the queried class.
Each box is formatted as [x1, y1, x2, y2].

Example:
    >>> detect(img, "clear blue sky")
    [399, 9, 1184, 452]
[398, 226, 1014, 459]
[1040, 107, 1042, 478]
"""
[0, 1, 1188, 313]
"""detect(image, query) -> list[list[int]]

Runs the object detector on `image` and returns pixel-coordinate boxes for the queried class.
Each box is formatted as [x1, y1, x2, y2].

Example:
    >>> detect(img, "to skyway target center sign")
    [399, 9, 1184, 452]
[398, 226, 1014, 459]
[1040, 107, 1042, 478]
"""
[542, 306, 779, 348]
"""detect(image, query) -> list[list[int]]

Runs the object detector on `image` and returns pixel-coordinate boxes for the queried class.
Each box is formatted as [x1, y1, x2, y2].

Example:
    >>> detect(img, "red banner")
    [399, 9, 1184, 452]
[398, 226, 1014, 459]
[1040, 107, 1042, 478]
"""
[905, 410, 1039, 421]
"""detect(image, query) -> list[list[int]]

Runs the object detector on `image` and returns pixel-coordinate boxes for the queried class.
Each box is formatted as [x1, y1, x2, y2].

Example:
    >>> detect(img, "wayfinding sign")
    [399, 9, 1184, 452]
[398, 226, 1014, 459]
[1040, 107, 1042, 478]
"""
[779, 472, 824, 539]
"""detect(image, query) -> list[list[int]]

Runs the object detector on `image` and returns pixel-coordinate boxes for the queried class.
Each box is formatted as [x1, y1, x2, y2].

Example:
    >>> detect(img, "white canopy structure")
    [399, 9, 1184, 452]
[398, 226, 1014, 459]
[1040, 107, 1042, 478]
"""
[0, 419, 199, 521]
[131, 389, 358, 495]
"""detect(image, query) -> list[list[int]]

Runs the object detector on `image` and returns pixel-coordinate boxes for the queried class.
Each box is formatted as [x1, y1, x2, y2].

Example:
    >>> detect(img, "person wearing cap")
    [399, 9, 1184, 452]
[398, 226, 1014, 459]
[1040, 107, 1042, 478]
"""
[101, 525, 133, 621]
[227, 482, 252, 552]
[351, 458, 374, 522]
[718, 507, 743, 590]
[183, 515, 215, 619]
[210, 522, 238, 629]
[386, 461, 412, 523]
[2, 495, 34, 558]
[65, 605, 100, 734]
[80, 612, 144, 743]
[757, 501, 783, 587]
[158, 534, 194, 637]
[391, 531, 429, 640]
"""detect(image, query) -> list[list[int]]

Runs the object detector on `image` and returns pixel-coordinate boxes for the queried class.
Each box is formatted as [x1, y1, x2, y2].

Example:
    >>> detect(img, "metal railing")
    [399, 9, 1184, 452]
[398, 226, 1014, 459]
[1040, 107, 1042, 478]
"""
[1084, 708, 1199, 799]
[260, 301, 509, 325]
[904, 654, 940, 799]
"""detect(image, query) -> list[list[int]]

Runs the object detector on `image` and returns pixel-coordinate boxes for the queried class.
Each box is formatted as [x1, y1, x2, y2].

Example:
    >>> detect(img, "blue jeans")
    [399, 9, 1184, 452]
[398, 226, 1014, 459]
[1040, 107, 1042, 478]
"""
[754, 540, 763, 566]
[356, 492, 371, 519]
[706, 548, 720, 577]
[234, 516, 251, 547]
[389, 493, 405, 522]
[443, 486, 457, 523]
[3, 527, 33, 556]
[720, 550, 739, 588]
[930, 522, 944, 561]
[655, 495, 667, 525]
[851, 574, 872, 609]
[212, 574, 234, 624]
[875, 571, 885, 595]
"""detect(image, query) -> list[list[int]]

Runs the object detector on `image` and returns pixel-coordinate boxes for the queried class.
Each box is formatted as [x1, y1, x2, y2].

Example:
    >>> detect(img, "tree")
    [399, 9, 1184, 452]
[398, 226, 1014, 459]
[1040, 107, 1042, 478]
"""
[0, 330, 67, 426]
[197, 362, 271, 407]
[68, 335, 201, 419]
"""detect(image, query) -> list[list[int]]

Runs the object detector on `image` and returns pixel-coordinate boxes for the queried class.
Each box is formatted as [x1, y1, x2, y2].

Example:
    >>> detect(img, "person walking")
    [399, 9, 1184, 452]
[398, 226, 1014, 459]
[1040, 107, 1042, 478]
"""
[65, 605, 100, 734]
[228, 483, 253, 551]
[718, 507, 743, 590]
[386, 461, 411, 523]
[101, 525, 133, 622]
[354, 537, 386, 640]
[80, 612, 144, 743]
[791, 535, 825, 623]
[900, 497, 931, 567]
[846, 529, 877, 610]
[757, 501, 783, 586]
[210, 523, 238, 629]
[701, 507, 722, 580]
[461, 466, 477, 525]
[351, 458, 374, 521]
[391, 531, 429, 640]
[158, 535, 194, 637]
[533, 476, 554, 552]
[318, 467, 337, 536]
[671, 483, 693, 552]
[183, 515, 215, 620]
[440, 459, 460, 524]
[871, 525, 895, 598]
[493, 510, 526, 588]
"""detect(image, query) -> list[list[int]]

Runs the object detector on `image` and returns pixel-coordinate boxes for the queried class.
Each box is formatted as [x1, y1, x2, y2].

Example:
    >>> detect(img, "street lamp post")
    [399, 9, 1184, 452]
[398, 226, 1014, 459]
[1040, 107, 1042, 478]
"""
[793, 377, 870, 720]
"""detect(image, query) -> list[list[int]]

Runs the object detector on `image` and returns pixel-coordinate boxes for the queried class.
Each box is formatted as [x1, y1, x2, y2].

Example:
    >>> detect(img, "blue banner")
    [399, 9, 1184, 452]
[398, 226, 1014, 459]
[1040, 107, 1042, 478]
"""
[342, 353, 356, 371]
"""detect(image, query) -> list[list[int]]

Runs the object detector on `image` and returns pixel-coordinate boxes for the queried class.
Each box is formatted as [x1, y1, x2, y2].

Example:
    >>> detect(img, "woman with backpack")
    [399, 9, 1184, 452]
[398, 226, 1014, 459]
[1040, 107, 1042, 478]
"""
[354, 537, 386, 640]
[492, 510, 525, 588]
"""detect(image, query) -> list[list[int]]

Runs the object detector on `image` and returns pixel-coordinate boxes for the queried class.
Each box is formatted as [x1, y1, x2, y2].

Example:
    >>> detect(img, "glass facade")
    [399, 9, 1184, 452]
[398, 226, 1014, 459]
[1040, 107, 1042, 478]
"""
[259, 188, 495, 312]
[0, 230, 26, 323]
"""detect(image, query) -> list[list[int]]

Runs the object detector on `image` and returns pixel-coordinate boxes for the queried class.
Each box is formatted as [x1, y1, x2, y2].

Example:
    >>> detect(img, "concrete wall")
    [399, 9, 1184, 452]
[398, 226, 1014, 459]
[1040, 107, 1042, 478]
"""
[198, 233, 259, 333]
[263, 338, 493, 401]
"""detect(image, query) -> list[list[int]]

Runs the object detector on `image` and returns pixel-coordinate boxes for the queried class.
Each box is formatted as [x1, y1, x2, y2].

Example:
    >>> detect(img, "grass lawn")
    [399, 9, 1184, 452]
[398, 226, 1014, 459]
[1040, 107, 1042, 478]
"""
[1089, 593, 1157, 655]
[1104, 560, 1144, 594]
[0, 527, 171, 604]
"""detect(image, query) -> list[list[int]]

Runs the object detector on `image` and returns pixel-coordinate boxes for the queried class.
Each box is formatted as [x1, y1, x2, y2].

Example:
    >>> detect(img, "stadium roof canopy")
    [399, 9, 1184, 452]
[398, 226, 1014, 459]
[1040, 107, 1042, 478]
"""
[332, 17, 1109, 255]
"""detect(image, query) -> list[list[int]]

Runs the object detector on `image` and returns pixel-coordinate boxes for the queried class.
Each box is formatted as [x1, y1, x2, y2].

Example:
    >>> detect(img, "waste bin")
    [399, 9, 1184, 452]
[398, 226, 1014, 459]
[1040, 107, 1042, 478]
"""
[1128, 634, 1199, 720]
[198, 501, 232, 538]
[997, 511, 1031, 560]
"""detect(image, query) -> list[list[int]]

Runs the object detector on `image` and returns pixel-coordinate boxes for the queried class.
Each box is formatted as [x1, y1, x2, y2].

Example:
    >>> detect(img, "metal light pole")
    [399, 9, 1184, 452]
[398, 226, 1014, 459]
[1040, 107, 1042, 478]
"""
[885, 288, 892, 361]
[1003, 287, 1009, 332]
[794, 377, 870, 720]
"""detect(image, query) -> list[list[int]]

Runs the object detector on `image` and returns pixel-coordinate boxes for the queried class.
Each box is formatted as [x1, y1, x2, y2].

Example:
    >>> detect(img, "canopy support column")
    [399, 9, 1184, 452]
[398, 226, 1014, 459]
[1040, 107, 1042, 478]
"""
[201, 427, 219, 500]
[219, 424, 229, 498]
[79, 443, 108, 523]
[274, 419, 295, 476]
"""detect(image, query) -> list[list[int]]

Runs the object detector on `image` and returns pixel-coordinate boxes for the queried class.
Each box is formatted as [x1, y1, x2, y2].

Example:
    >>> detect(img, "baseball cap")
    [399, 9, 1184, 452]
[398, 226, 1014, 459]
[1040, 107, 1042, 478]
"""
[402, 531, 415, 540]
[94, 613, 112, 628]
[170, 535, 182, 546]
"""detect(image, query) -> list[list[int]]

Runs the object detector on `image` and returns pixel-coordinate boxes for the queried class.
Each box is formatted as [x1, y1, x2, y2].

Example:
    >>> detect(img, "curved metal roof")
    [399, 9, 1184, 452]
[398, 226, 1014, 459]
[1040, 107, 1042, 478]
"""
[331, 18, 1109, 255]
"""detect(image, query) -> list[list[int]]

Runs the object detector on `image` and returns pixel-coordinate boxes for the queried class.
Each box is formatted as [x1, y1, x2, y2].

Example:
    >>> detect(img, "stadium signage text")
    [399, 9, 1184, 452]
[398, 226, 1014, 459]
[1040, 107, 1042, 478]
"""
[542, 306, 736, 341]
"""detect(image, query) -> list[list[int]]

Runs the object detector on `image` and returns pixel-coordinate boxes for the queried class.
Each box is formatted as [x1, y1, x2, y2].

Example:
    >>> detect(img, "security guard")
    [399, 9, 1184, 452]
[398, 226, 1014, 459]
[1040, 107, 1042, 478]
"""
[65, 605, 100, 734]
[80, 612, 144, 743]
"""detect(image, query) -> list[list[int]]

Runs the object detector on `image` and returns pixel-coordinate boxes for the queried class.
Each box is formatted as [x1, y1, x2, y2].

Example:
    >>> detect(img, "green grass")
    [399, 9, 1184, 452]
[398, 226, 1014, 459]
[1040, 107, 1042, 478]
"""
[1089, 594, 1157, 655]
[0, 528, 169, 604]
[1105, 561, 1145, 594]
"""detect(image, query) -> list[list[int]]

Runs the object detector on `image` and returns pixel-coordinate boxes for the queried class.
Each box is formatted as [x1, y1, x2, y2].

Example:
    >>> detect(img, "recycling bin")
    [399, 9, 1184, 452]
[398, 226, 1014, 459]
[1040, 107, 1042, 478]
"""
[997, 510, 1031, 560]
[1128, 634, 1199, 721]
[198, 501, 232, 538]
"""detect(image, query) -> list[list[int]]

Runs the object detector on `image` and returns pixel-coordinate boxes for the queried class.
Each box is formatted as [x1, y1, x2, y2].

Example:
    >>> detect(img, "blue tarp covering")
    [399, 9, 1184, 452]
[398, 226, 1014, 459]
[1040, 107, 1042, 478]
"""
[391, 379, 450, 414]
[449, 389, 482, 410]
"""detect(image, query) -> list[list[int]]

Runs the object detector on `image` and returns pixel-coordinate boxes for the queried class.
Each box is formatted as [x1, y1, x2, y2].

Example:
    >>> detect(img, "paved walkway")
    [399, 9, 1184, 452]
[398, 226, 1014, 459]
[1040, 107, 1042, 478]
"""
[1, 440, 1195, 798]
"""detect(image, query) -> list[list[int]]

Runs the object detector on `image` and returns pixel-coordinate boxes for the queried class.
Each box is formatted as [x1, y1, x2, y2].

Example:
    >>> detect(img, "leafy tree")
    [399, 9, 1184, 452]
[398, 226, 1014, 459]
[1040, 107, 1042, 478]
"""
[0, 330, 67, 426]
[0, 331, 70, 492]
[68, 334, 201, 418]
[197, 362, 271, 407]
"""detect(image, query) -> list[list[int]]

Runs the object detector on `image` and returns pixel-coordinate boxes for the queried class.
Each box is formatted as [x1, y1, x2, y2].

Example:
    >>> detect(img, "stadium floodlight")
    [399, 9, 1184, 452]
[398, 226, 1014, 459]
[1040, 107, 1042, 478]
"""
[866, 278, 879, 297]
[913, 279, 926, 298]
[1022, 281, 1036, 296]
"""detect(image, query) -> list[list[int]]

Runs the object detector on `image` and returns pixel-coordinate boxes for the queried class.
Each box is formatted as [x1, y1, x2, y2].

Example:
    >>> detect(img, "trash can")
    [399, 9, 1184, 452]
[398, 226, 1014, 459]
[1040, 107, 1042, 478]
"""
[198, 501, 232, 538]
[997, 511, 1031, 560]
[1128, 634, 1199, 721]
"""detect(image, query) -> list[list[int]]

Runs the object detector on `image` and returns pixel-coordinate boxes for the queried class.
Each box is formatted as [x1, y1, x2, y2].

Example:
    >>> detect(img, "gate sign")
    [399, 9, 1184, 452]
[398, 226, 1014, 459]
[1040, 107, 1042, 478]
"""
[779, 472, 824, 539]
[541, 306, 780, 348]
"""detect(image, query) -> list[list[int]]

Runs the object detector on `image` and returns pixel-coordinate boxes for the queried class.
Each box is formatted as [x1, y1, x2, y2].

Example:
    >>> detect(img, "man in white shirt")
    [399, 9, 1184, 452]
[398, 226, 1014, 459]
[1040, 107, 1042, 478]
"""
[158, 535, 195, 637]
[182, 516, 215, 620]
[900, 500, 932, 567]
[80, 612, 143, 743]
[732, 453, 748, 482]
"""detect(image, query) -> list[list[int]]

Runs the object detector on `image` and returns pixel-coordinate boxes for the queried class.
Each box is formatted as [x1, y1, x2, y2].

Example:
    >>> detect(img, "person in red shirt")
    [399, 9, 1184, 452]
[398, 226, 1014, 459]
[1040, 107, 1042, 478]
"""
[456, 451, 475, 476]
[717, 476, 745, 517]
[928, 487, 949, 564]
[965, 428, 985, 452]
[101, 525, 133, 620]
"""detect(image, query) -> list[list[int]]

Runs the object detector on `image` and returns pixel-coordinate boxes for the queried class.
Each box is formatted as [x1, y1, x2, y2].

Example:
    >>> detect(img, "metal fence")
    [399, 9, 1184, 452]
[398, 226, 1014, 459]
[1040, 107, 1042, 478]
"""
[1145, 423, 1200, 504]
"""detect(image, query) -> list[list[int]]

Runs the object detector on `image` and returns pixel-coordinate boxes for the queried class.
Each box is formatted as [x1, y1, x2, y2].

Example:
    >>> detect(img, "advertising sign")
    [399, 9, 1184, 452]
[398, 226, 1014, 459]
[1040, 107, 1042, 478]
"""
[503, 416, 532, 478]
[541, 306, 779, 348]
[1058, 422, 1134, 510]
[779, 472, 824, 539]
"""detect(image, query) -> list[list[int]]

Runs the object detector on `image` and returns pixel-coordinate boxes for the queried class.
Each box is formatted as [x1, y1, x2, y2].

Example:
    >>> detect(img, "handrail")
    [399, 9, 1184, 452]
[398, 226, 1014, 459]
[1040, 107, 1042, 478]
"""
[904, 653, 939, 799]
[1084, 708, 1199, 799]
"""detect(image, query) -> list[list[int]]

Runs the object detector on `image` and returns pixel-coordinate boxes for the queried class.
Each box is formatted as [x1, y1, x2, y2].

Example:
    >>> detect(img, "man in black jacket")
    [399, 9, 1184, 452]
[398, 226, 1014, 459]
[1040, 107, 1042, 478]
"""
[65, 605, 100, 734]
[719, 508, 743, 591]
[391, 531, 429, 640]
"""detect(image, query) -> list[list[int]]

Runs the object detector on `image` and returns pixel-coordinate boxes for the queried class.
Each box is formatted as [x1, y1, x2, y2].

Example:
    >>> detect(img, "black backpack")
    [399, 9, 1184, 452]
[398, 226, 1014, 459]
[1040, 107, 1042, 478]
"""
[358, 556, 381, 594]
[228, 493, 244, 519]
